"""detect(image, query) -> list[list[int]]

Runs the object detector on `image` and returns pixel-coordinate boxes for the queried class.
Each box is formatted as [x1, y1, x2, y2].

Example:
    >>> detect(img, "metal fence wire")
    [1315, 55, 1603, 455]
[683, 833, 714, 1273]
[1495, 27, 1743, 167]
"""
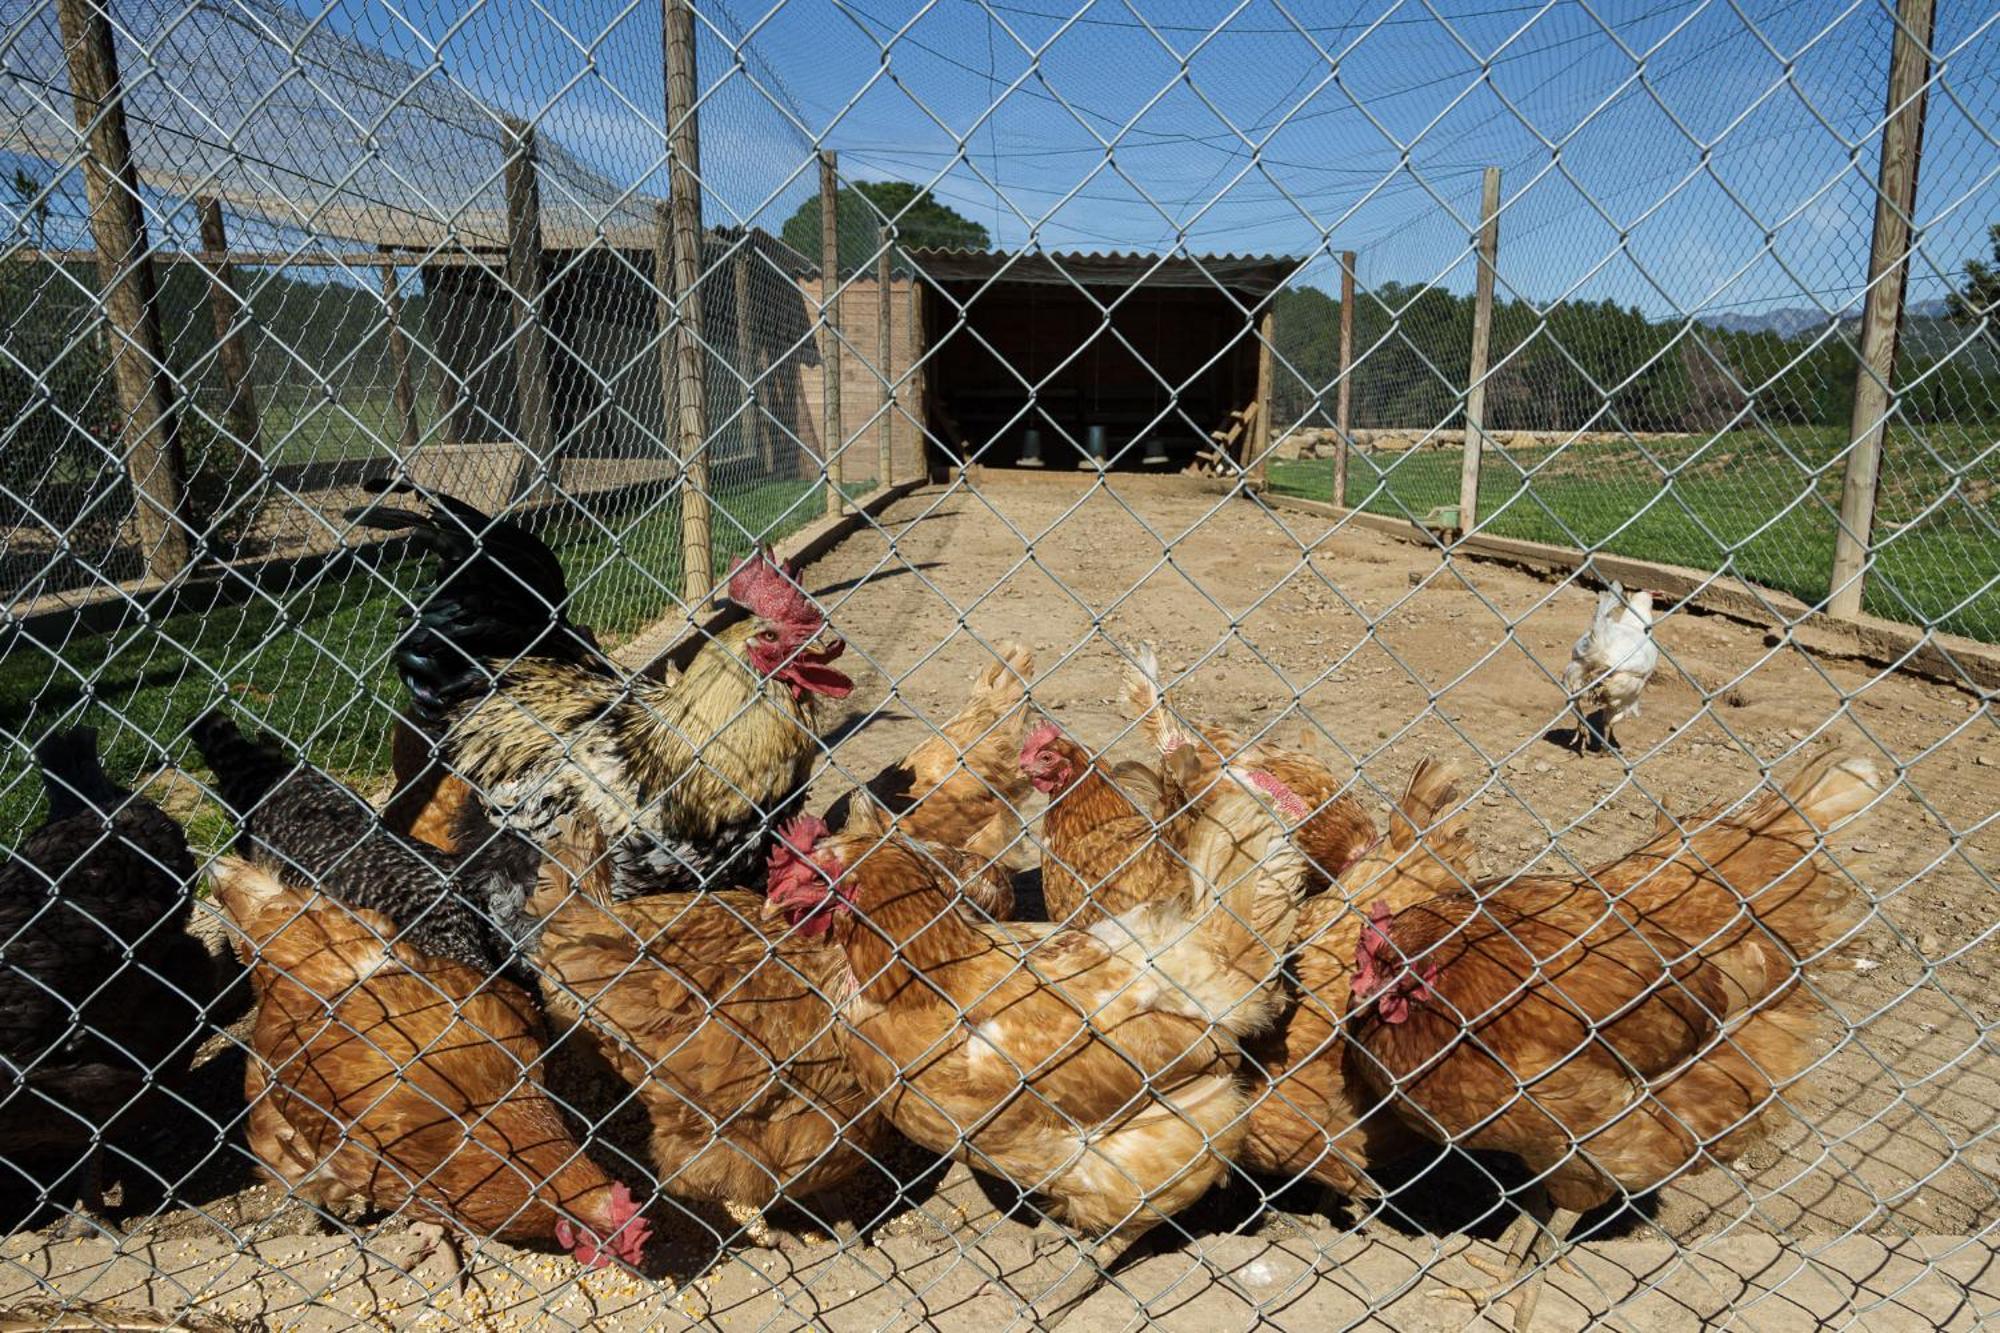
[0, 0, 1996, 1328]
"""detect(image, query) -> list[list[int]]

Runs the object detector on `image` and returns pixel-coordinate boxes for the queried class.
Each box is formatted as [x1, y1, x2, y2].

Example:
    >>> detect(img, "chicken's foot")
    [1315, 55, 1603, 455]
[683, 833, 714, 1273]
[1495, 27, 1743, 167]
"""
[1429, 1199, 1584, 1333]
[404, 1221, 467, 1298]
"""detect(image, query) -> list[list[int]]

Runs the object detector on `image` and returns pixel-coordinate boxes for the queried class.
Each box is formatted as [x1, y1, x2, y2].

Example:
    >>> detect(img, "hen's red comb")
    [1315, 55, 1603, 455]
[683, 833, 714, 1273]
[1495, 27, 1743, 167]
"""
[726, 548, 821, 630]
[1020, 721, 1062, 760]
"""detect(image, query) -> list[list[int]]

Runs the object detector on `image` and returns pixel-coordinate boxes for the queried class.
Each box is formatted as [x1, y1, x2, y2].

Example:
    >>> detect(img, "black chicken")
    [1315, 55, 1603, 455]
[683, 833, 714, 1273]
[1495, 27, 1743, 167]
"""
[0, 728, 215, 1234]
[188, 711, 540, 972]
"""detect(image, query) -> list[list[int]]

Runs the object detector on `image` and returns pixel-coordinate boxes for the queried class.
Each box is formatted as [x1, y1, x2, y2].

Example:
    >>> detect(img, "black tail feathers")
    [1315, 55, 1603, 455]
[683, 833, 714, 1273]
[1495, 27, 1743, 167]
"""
[34, 727, 130, 823]
[345, 479, 606, 728]
[188, 710, 298, 820]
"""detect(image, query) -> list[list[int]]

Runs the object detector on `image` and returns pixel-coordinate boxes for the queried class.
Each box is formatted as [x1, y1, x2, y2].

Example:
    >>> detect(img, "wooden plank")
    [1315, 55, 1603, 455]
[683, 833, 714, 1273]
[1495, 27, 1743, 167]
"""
[665, 0, 713, 600]
[56, 0, 191, 578]
[1259, 490, 2000, 693]
[1830, 0, 1935, 618]
[1459, 166, 1502, 535]
[196, 197, 262, 458]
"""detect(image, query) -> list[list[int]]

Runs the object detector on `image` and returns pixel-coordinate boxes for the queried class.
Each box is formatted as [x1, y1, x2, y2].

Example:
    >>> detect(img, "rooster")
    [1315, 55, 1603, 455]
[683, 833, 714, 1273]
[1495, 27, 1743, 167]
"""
[1561, 582, 1659, 753]
[211, 856, 652, 1282]
[0, 728, 216, 1236]
[1347, 751, 1879, 1330]
[190, 711, 537, 971]
[351, 482, 853, 899]
[766, 770, 1309, 1324]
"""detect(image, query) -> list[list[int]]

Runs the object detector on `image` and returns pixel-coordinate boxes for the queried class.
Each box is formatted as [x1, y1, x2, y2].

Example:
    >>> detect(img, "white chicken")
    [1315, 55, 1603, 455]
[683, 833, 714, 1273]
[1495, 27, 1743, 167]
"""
[1561, 581, 1658, 753]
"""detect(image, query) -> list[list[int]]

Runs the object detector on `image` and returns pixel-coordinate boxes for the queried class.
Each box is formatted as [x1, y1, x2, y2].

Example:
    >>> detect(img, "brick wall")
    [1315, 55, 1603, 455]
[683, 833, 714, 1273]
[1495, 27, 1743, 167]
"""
[796, 276, 927, 486]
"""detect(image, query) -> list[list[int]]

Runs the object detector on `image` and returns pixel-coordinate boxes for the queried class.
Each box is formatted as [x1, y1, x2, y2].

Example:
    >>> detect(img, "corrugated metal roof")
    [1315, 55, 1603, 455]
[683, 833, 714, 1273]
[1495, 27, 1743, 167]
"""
[905, 248, 1298, 296]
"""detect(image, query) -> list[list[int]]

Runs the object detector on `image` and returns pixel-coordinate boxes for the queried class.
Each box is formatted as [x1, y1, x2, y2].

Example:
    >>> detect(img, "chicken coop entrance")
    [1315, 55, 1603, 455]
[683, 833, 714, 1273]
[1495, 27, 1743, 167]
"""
[910, 251, 1294, 473]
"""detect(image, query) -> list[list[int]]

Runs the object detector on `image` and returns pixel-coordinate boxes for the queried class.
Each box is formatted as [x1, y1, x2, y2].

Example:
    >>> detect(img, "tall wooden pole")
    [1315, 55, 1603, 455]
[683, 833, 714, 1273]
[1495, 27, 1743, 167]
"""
[876, 225, 894, 487]
[732, 246, 770, 471]
[665, 0, 712, 599]
[819, 149, 844, 515]
[57, 0, 192, 577]
[380, 259, 422, 456]
[907, 279, 927, 482]
[1249, 304, 1275, 489]
[1334, 249, 1355, 509]
[502, 116, 556, 502]
[1830, 0, 1935, 620]
[1459, 166, 1502, 536]
[196, 196, 262, 460]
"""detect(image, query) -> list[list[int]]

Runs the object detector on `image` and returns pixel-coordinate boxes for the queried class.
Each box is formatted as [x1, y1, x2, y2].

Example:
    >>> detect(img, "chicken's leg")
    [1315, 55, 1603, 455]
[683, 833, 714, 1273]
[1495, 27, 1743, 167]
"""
[1429, 1191, 1583, 1332]
[49, 1147, 107, 1240]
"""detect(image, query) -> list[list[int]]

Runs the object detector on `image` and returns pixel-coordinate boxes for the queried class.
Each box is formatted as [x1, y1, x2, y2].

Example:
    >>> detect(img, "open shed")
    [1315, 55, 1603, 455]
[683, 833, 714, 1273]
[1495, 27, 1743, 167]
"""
[908, 249, 1295, 472]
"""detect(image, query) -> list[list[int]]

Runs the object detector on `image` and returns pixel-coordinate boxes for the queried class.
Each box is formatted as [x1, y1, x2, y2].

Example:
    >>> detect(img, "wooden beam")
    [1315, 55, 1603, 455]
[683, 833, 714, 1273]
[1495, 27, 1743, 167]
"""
[820, 150, 845, 516]
[1334, 248, 1355, 509]
[907, 279, 927, 480]
[877, 225, 894, 487]
[732, 246, 772, 472]
[665, 0, 713, 600]
[502, 116, 556, 501]
[1250, 306, 1274, 488]
[195, 197, 262, 460]
[7, 247, 506, 269]
[1459, 166, 1502, 536]
[1830, 0, 1935, 619]
[56, 0, 191, 577]
[380, 256, 421, 456]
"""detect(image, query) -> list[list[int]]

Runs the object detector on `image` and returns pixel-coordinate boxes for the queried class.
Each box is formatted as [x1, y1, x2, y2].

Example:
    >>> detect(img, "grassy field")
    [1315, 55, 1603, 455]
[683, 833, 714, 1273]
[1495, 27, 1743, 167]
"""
[1270, 425, 1999, 643]
[0, 475, 866, 844]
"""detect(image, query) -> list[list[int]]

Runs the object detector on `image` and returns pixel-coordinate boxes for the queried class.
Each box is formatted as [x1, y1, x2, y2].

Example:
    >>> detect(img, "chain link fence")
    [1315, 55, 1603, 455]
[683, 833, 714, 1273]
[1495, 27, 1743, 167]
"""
[2, 0, 1996, 1329]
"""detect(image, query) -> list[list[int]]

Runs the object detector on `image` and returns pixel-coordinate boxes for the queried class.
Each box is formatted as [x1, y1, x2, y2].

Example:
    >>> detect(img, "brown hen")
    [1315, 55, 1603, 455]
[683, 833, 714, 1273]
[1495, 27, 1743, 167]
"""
[1348, 751, 1879, 1330]
[212, 857, 650, 1280]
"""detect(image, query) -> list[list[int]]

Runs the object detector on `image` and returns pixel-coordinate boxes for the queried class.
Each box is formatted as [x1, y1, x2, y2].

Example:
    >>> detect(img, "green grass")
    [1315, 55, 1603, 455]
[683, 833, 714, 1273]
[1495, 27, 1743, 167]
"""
[1270, 424, 2000, 643]
[0, 475, 865, 842]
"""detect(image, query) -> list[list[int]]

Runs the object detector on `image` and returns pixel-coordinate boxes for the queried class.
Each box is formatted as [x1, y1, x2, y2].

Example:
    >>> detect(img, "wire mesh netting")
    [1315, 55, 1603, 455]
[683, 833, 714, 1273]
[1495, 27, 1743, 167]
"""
[0, 0, 1996, 1330]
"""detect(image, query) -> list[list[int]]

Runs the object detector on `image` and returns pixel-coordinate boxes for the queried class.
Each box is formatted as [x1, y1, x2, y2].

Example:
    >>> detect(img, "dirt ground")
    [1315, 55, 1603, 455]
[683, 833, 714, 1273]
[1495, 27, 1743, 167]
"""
[3, 474, 1995, 1331]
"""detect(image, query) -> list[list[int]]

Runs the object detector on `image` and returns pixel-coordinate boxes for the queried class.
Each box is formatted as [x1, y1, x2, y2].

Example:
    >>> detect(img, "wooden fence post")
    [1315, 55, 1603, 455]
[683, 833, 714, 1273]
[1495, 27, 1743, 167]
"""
[502, 116, 556, 502]
[1830, 0, 1935, 619]
[195, 196, 262, 461]
[820, 149, 844, 516]
[665, 0, 713, 599]
[1249, 303, 1275, 488]
[907, 279, 927, 482]
[56, 0, 192, 577]
[877, 225, 894, 487]
[1334, 249, 1356, 509]
[1459, 166, 1502, 536]
[379, 257, 422, 456]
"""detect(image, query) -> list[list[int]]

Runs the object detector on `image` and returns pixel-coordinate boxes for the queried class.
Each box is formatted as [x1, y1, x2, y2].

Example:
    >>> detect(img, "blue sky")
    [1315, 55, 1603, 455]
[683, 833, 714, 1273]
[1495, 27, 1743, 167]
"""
[376, 0, 1999, 320]
[8, 0, 1998, 322]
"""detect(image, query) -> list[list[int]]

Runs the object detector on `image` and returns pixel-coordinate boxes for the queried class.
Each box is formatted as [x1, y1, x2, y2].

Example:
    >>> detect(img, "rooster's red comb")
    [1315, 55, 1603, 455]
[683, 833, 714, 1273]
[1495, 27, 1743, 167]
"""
[726, 548, 821, 631]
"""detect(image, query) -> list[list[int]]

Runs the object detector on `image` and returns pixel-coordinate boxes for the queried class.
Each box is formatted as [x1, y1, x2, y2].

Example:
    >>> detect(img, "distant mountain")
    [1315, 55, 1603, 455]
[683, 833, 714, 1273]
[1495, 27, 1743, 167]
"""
[1698, 298, 1952, 338]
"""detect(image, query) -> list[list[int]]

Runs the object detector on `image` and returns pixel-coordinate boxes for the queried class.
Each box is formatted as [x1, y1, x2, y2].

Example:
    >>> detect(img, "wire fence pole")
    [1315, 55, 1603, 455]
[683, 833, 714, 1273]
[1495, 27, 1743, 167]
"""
[820, 149, 845, 516]
[379, 255, 422, 457]
[1830, 0, 1936, 620]
[502, 116, 555, 502]
[1459, 166, 1502, 536]
[665, 0, 713, 600]
[877, 225, 894, 488]
[56, 0, 192, 578]
[195, 197, 262, 461]
[1334, 248, 1356, 509]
